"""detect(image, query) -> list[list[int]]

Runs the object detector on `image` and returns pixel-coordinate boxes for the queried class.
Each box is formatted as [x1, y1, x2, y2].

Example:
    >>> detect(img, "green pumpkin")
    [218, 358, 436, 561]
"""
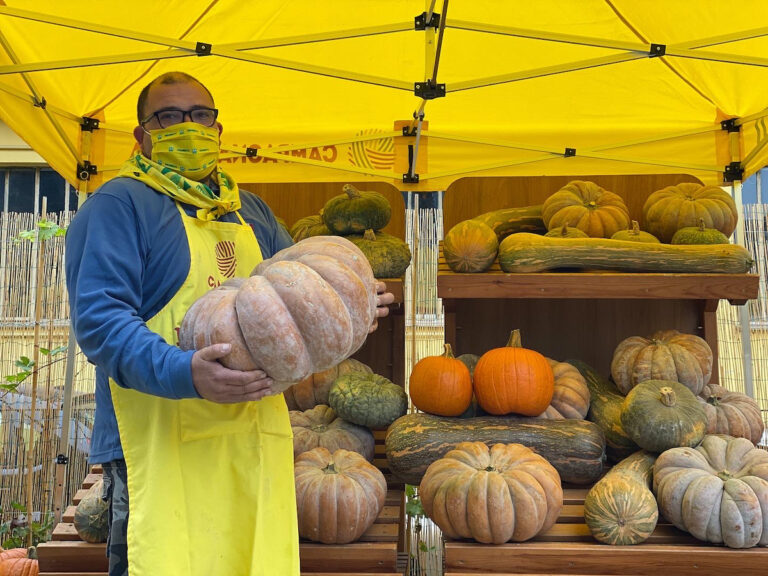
[348, 229, 411, 278]
[74, 479, 110, 543]
[289, 214, 331, 242]
[328, 373, 408, 429]
[620, 380, 707, 453]
[671, 218, 730, 245]
[443, 220, 498, 272]
[544, 224, 590, 239]
[610, 221, 660, 243]
[322, 184, 392, 234]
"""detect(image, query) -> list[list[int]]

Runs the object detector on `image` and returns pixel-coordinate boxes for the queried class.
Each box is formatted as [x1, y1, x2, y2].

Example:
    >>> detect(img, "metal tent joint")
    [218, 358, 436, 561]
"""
[649, 43, 666, 57]
[721, 118, 740, 133]
[56, 454, 69, 465]
[80, 116, 100, 132]
[245, 147, 258, 157]
[403, 172, 420, 183]
[195, 42, 212, 56]
[33, 96, 47, 109]
[724, 161, 744, 182]
[564, 147, 576, 157]
[77, 160, 98, 181]
[414, 80, 445, 100]
[414, 11, 440, 30]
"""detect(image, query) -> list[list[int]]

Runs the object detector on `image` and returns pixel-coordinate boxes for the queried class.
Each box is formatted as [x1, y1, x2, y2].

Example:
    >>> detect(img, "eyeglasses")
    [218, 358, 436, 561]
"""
[141, 107, 219, 129]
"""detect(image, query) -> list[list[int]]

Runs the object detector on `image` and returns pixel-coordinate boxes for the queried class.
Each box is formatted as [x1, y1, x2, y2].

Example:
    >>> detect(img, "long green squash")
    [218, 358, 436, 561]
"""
[499, 233, 753, 273]
[471, 205, 546, 241]
[569, 360, 638, 462]
[385, 413, 605, 486]
[584, 450, 658, 545]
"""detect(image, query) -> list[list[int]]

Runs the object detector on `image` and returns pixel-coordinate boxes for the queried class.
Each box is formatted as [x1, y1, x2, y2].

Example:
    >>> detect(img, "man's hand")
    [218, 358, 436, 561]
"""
[370, 281, 396, 333]
[191, 343, 274, 403]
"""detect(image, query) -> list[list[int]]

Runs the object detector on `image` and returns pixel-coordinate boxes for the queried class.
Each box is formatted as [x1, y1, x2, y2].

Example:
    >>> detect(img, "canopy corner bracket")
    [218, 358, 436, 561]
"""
[80, 116, 100, 132]
[564, 147, 576, 157]
[414, 11, 440, 31]
[414, 80, 445, 100]
[195, 42, 212, 56]
[77, 160, 98, 181]
[724, 161, 744, 182]
[721, 118, 741, 132]
[649, 43, 666, 57]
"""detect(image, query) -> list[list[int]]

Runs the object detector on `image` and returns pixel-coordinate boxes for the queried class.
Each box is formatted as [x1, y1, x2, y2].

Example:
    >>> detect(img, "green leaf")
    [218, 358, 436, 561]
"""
[49, 345, 68, 356]
[405, 499, 425, 518]
[10, 501, 26, 511]
[39, 347, 50, 356]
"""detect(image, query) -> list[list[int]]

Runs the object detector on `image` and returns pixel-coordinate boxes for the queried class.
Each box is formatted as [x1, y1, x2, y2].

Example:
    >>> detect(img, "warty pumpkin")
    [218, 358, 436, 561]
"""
[322, 184, 392, 234]
[620, 380, 707, 453]
[536, 358, 591, 420]
[347, 229, 411, 279]
[642, 182, 738, 243]
[73, 479, 109, 543]
[283, 358, 372, 411]
[584, 450, 658, 545]
[698, 383, 765, 445]
[289, 213, 331, 242]
[671, 217, 730, 245]
[329, 373, 408, 429]
[654, 435, 768, 548]
[542, 180, 630, 238]
[409, 343, 473, 416]
[290, 404, 374, 461]
[473, 330, 554, 416]
[419, 442, 563, 544]
[294, 447, 387, 544]
[611, 329, 713, 396]
[179, 236, 377, 390]
[443, 220, 499, 273]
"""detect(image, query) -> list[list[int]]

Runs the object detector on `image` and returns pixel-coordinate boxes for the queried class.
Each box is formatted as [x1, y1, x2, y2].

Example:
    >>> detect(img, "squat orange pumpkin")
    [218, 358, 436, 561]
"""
[473, 330, 554, 416]
[409, 343, 472, 416]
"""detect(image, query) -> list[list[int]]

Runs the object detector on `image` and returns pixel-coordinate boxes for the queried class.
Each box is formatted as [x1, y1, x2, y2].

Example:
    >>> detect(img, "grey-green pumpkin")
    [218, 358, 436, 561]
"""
[671, 218, 730, 245]
[322, 184, 392, 234]
[329, 373, 408, 429]
[74, 479, 110, 543]
[611, 221, 660, 243]
[348, 229, 411, 278]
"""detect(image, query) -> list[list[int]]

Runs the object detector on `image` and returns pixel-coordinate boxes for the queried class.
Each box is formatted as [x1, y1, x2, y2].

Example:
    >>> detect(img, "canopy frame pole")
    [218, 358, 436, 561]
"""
[0, 80, 82, 121]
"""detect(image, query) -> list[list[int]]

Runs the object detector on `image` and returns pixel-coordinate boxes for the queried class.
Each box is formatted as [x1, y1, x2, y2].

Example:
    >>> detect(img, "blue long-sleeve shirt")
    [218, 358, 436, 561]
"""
[65, 177, 293, 463]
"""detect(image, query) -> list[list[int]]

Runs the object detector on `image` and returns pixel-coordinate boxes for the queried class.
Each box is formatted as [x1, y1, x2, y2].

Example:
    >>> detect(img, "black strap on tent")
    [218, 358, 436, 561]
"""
[76, 161, 98, 181]
[649, 43, 666, 57]
[723, 162, 744, 182]
[414, 11, 440, 30]
[564, 147, 576, 157]
[195, 42, 212, 56]
[721, 118, 740, 133]
[80, 116, 100, 132]
[414, 80, 445, 100]
[403, 144, 419, 183]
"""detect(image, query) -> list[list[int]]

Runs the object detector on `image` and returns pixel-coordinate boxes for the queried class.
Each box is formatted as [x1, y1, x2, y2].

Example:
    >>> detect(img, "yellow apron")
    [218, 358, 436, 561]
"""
[110, 203, 299, 576]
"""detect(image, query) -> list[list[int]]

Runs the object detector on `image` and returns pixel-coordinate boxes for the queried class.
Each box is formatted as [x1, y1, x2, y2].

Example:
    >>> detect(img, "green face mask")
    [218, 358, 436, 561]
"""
[149, 122, 220, 181]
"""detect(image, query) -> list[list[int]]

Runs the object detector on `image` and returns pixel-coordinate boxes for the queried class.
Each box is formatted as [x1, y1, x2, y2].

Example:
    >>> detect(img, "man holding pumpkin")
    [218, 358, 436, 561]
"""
[65, 71, 394, 576]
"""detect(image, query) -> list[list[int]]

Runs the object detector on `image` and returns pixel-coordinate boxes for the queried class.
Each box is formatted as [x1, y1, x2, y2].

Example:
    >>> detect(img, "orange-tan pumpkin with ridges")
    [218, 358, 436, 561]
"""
[0, 547, 38, 576]
[698, 383, 765, 445]
[289, 404, 375, 461]
[537, 358, 591, 419]
[542, 180, 630, 239]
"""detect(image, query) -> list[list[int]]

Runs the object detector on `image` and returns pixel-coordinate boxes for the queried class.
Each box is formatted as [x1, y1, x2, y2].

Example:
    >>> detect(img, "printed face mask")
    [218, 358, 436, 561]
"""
[148, 122, 220, 181]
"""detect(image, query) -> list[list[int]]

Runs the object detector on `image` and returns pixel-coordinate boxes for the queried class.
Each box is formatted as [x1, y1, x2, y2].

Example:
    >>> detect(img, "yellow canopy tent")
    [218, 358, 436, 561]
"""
[0, 0, 767, 192]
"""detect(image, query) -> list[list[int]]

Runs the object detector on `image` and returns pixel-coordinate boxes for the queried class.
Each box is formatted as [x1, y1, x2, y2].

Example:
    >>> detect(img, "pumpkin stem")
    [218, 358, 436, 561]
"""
[706, 393, 722, 406]
[698, 218, 706, 231]
[484, 466, 495, 472]
[505, 329, 522, 348]
[559, 224, 569, 236]
[443, 343, 455, 359]
[631, 220, 640, 235]
[363, 229, 377, 242]
[659, 386, 677, 407]
[717, 469, 733, 481]
[27, 546, 37, 560]
[342, 183, 361, 198]
[322, 462, 338, 474]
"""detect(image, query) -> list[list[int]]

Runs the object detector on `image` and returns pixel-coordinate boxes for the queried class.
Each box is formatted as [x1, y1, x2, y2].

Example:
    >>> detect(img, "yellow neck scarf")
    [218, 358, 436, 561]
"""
[118, 154, 241, 221]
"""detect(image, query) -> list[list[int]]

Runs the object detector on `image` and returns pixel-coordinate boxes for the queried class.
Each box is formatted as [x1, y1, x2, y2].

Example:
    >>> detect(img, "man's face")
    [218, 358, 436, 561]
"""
[133, 81, 222, 158]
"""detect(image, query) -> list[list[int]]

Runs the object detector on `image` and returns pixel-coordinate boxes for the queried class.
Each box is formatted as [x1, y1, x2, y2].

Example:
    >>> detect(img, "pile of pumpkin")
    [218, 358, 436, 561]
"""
[288, 184, 411, 279]
[384, 328, 768, 549]
[444, 180, 753, 275]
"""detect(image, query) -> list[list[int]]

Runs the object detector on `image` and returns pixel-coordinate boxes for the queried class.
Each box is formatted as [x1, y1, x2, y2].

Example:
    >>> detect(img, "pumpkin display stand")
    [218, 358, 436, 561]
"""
[36, 466, 404, 575]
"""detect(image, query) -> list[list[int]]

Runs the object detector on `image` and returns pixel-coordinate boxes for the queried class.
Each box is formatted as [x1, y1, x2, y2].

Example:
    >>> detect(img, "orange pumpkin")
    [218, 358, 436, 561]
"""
[409, 343, 472, 416]
[0, 548, 38, 576]
[542, 180, 630, 238]
[473, 330, 554, 416]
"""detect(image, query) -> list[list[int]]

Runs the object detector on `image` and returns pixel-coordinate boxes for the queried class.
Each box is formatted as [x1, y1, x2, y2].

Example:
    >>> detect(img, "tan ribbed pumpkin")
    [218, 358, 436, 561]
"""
[542, 181, 630, 238]
[610, 329, 712, 396]
[290, 405, 375, 461]
[698, 384, 765, 445]
[536, 358, 591, 419]
[179, 236, 377, 391]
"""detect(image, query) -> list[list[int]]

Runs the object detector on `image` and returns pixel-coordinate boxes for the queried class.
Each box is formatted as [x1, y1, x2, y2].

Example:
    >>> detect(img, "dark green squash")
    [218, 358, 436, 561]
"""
[471, 205, 546, 241]
[328, 373, 408, 429]
[322, 184, 391, 234]
[74, 479, 109, 543]
[568, 360, 638, 462]
[385, 412, 605, 486]
[289, 214, 331, 242]
[347, 229, 411, 278]
[584, 450, 658, 545]
[620, 379, 707, 453]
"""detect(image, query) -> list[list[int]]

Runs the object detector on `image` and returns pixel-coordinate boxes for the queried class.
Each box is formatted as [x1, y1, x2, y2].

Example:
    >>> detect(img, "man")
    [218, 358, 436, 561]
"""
[65, 71, 394, 576]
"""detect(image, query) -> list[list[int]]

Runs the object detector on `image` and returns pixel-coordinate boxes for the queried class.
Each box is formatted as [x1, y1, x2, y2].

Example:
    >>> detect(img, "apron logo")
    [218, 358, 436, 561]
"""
[215, 240, 237, 278]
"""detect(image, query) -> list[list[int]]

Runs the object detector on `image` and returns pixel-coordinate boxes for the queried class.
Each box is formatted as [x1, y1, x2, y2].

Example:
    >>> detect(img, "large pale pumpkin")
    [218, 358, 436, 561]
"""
[179, 236, 377, 391]
[290, 405, 375, 461]
[443, 220, 499, 273]
[642, 182, 738, 243]
[409, 343, 472, 416]
[0, 548, 38, 576]
[283, 358, 372, 411]
[419, 441, 563, 544]
[294, 447, 387, 544]
[542, 180, 630, 239]
[473, 330, 554, 416]
[698, 383, 765, 445]
[536, 358, 591, 420]
[611, 329, 712, 396]
[654, 435, 768, 548]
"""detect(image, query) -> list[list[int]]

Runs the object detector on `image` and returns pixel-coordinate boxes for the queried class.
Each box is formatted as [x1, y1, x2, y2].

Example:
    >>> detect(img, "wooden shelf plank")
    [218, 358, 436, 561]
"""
[299, 541, 397, 573]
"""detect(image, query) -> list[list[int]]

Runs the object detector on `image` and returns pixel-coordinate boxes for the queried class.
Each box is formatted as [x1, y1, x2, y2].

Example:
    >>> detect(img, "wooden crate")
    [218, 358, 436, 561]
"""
[444, 487, 768, 575]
